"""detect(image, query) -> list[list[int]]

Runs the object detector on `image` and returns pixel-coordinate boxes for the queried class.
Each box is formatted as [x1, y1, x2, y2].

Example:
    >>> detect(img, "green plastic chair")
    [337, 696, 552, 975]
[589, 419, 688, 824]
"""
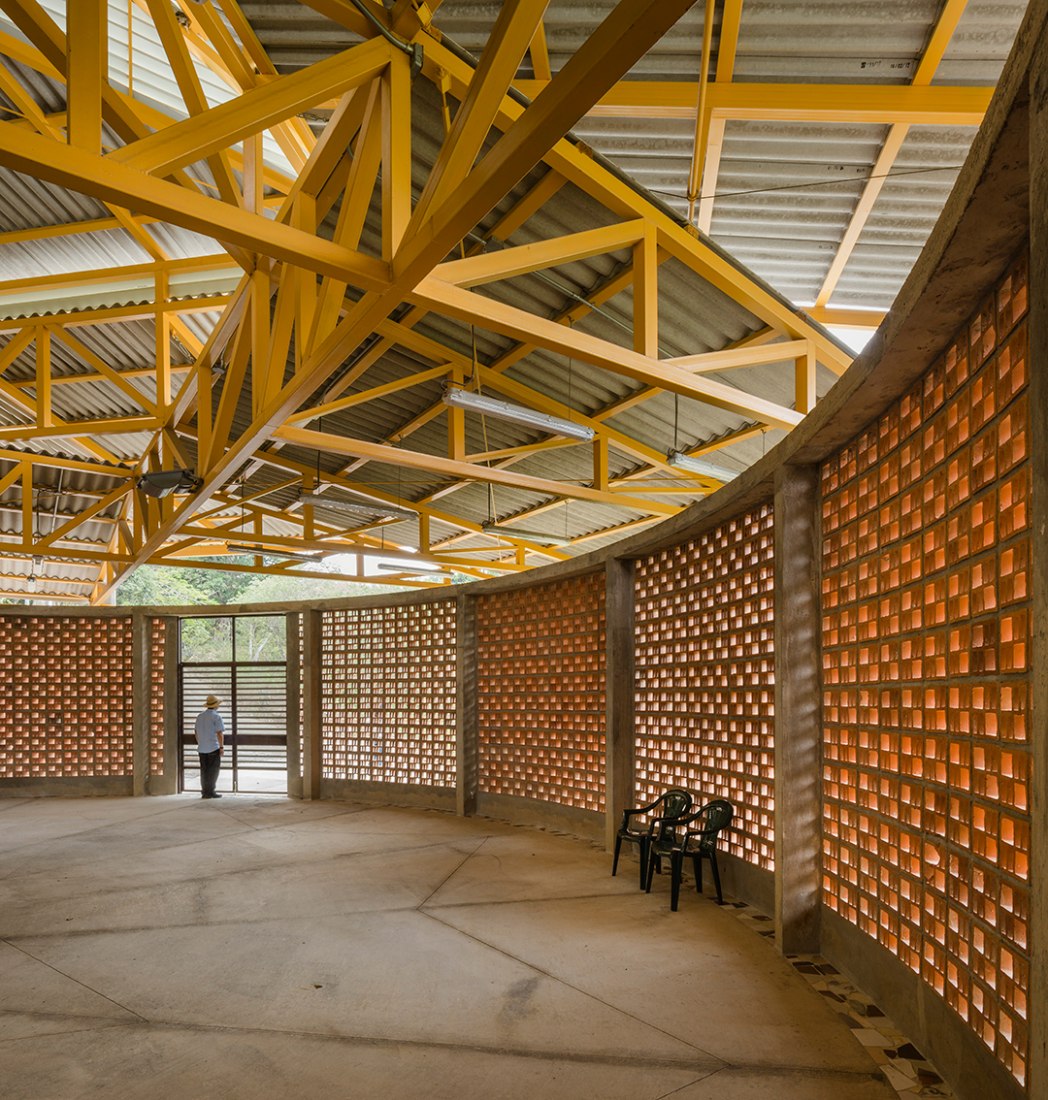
[612, 788, 693, 889]
[645, 799, 734, 908]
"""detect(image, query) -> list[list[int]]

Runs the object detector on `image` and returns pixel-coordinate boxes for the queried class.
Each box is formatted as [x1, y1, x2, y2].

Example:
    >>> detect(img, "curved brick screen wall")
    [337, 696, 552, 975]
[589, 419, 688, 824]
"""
[148, 617, 168, 780]
[0, 615, 133, 778]
[633, 504, 776, 870]
[820, 253, 1031, 1086]
[477, 573, 606, 812]
[321, 602, 458, 787]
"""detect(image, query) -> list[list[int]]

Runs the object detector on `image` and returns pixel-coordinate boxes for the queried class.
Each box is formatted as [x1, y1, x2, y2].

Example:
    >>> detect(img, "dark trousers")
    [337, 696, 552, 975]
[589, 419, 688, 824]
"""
[199, 750, 221, 796]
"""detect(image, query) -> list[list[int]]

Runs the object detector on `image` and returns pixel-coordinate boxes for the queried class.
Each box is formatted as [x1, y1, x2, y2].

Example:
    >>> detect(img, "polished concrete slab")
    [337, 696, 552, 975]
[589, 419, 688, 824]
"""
[0, 796, 895, 1099]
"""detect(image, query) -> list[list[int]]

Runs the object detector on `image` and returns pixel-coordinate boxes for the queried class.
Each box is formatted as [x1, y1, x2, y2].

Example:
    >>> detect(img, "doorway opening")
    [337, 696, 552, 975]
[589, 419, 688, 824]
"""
[178, 615, 288, 795]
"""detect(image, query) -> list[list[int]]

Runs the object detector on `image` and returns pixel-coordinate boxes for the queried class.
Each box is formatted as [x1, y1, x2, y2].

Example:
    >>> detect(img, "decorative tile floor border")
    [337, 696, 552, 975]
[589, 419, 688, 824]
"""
[727, 900, 955, 1098]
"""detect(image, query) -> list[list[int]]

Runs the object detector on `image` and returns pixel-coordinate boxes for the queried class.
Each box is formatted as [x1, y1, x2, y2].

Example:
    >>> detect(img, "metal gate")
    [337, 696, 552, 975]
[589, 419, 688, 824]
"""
[178, 616, 288, 795]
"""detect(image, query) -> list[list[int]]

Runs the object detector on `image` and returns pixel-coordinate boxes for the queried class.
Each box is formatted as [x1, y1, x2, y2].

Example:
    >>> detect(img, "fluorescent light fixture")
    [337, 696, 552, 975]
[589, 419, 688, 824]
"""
[300, 492, 417, 522]
[374, 561, 442, 575]
[137, 469, 203, 498]
[481, 522, 569, 547]
[666, 450, 741, 482]
[443, 387, 594, 442]
[228, 543, 324, 563]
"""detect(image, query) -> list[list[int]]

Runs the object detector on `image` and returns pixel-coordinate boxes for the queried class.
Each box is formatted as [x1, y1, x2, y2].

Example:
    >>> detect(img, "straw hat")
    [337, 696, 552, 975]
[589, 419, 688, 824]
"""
[205, 695, 221, 708]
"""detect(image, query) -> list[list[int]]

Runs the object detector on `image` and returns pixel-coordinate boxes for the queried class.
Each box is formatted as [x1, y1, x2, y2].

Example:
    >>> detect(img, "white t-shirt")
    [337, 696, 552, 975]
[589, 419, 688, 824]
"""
[194, 709, 224, 754]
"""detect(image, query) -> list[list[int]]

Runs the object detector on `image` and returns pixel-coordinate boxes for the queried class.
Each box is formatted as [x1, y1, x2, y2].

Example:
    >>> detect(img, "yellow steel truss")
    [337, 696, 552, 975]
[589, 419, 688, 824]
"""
[0, 0, 985, 602]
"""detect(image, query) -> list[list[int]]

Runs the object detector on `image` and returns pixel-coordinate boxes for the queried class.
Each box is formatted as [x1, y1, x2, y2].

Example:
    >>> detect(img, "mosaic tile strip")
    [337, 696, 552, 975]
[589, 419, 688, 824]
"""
[0, 615, 134, 778]
[477, 573, 606, 812]
[321, 602, 457, 787]
[634, 503, 776, 870]
[821, 251, 1031, 1086]
[726, 903, 955, 1098]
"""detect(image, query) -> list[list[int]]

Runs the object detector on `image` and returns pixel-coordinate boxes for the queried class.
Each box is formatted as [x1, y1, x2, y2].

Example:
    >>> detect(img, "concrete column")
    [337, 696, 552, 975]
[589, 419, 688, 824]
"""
[605, 559, 636, 852]
[456, 593, 478, 817]
[130, 612, 148, 797]
[301, 609, 323, 800]
[1027, 37, 1048, 1096]
[285, 612, 303, 800]
[160, 617, 180, 793]
[773, 464, 823, 953]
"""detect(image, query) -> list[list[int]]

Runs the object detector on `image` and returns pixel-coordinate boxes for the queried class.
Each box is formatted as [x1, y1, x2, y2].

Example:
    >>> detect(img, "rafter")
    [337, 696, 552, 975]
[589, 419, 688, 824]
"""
[814, 0, 970, 309]
[511, 79, 993, 124]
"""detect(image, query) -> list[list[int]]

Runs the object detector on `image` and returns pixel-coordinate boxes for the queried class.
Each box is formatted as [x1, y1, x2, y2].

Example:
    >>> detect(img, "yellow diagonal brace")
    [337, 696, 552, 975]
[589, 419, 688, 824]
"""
[144, 0, 242, 209]
[287, 364, 452, 423]
[432, 220, 646, 287]
[111, 38, 393, 178]
[410, 0, 549, 228]
[48, 326, 161, 416]
[0, 123, 391, 291]
[34, 482, 131, 552]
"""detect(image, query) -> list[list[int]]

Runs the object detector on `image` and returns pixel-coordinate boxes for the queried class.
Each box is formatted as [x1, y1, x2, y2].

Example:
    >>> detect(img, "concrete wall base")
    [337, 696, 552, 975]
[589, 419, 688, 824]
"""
[821, 908, 1025, 1100]
[475, 793, 603, 842]
[319, 779, 457, 811]
[0, 777, 134, 797]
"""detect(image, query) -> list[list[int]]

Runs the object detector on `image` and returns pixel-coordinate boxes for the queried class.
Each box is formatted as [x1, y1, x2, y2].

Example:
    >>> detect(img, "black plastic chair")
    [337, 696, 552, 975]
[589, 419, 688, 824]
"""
[645, 799, 734, 909]
[611, 788, 693, 888]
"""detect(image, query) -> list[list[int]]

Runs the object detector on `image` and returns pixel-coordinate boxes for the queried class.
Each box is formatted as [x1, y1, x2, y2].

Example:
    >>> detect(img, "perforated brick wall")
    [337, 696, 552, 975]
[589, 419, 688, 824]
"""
[477, 573, 606, 812]
[321, 602, 457, 787]
[0, 615, 133, 778]
[148, 618, 167, 778]
[633, 504, 776, 869]
[821, 252, 1031, 1086]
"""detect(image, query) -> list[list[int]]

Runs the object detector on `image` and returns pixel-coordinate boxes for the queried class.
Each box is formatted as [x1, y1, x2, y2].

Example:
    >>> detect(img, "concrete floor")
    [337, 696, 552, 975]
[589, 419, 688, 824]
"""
[0, 796, 895, 1100]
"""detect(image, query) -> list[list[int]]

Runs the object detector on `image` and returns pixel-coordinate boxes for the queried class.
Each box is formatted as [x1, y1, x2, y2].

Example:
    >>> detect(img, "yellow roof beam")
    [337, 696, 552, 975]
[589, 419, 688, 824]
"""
[806, 306, 886, 329]
[512, 79, 992, 124]
[0, 416, 161, 443]
[815, 0, 970, 308]
[273, 425, 681, 516]
[411, 275, 805, 430]
[433, 220, 646, 287]
[110, 38, 393, 178]
[0, 253, 237, 296]
[0, 123, 391, 291]
[0, 295, 232, 333]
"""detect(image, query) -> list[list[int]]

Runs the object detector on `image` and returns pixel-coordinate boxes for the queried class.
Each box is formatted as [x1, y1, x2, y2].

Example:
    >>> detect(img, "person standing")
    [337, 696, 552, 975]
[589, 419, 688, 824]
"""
[195, 694, 225, 799]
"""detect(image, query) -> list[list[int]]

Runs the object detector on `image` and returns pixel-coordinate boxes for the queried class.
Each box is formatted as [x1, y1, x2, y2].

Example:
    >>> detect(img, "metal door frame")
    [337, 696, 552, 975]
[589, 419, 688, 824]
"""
[177, 615, 288, 795]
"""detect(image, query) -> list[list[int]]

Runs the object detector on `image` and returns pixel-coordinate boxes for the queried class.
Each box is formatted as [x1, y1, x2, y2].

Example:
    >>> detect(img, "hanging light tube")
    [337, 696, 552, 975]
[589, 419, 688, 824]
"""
[374, 561, 443, 575]
[666, 450, 741, 482]
[227, 543, 325, 563]
[300, 492, 417, 522]
[442, 387, 595, 442]
[481, 522, 570, 547]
